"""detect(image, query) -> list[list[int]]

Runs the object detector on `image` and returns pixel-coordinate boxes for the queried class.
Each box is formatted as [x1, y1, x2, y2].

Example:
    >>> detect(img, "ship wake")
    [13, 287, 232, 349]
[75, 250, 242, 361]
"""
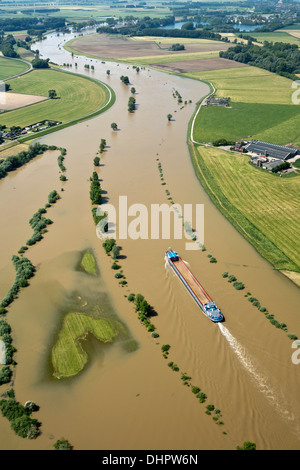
[218, 322, 300, 439]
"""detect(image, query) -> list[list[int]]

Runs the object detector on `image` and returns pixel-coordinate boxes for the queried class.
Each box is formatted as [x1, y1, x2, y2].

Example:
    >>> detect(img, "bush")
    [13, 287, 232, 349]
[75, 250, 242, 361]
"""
[48, 190, 60, 204]
[233, 281, 244, 290]
[0, 366, 12, 385]
[111, 263, 120, 270]
[102, 238, 116, 254]
[196, 391, 207, 403]
[10, 415, 40, 439]
[127, 293, 135, 302]
[54, 438, 73, 450]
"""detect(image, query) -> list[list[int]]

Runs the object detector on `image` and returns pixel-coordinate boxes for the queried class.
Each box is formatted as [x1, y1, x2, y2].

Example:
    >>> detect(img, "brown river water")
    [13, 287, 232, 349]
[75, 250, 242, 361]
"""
[0, 31, 299, 450]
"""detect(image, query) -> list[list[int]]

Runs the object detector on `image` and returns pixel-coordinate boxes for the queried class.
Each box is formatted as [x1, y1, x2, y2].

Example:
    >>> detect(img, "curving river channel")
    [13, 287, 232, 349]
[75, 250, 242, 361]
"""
[0, 30, 299, 450]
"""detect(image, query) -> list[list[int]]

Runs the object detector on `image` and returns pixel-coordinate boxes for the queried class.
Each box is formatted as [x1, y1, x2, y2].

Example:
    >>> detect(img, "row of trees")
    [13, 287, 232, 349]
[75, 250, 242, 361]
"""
[0, 33, 18, 58]
[0, 256, 35, 310]
[0, 143, 51, 180]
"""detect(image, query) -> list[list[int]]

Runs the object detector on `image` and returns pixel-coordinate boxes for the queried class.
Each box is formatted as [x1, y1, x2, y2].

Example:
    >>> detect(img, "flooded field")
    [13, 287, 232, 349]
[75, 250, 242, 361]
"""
[0, 31, 299, 450]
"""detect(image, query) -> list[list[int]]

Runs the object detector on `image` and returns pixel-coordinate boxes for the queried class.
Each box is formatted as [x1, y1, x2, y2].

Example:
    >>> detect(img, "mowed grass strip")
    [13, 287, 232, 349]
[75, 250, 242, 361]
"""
[2, 68, 108, 128]
[0, 56, 30, 80]
[52, 313, 117, 378]
[191, 145, 300, 272]
[79, 249, 97, 275]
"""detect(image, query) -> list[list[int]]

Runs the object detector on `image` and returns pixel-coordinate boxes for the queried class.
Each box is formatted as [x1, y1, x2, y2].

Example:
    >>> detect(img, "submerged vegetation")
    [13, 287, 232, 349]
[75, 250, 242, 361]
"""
[52, 313, 117, 379]
[78, 250, 97, 275]
[0, 395, 41, 439]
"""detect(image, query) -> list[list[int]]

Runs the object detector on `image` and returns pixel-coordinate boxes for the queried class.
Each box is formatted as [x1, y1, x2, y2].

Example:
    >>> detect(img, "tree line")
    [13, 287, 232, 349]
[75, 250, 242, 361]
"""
[0, 143, 53, 180]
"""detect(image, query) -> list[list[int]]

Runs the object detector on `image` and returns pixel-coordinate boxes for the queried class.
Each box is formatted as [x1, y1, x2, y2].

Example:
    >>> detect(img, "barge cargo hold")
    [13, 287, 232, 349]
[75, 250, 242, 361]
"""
[166, 249, 224, 323]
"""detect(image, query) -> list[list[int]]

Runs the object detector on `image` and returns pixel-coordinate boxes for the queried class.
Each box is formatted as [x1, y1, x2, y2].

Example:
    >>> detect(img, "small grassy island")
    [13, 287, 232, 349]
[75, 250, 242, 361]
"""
[52, 313, 117, 379]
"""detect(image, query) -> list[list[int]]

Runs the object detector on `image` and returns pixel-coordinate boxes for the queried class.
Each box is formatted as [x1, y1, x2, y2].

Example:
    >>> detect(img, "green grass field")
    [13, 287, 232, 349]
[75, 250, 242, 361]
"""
[0, 57, 30, 81]
[190, 145, 300, 273]
[185, 66, 294, 104]
[79, 250, 97, 275]
[187, 66, 300, 145]
[123, 50, 220, 66]
[193, 102, 300, 145]
[251, 31, 300, 46]
[2, 68, 110, 129]
[52, 313, 117, 378]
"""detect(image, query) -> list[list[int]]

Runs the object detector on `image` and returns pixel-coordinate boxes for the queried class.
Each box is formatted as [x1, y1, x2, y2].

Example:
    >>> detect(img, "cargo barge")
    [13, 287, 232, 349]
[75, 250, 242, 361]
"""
[166, 249, 224, 322]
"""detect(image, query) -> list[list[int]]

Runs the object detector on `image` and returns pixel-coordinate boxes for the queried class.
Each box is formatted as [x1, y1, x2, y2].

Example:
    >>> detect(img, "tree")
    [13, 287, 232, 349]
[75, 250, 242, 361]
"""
[167, 114, 172, 121]
[54, 438, 73, 450]
[111, 122, 118, 131]
[106, 69, 110, 75]
[111, 245, 120, 259]
[93, 156, 100, 166]
[130, 87, 136, 94]
[90, 180, 101, 205]
[236, 441, 256, 450]
[32, 57, 49, 69]
[128, 96, 136, 112]
[48, 89, 57, 99]
[120, 75, 129, 85]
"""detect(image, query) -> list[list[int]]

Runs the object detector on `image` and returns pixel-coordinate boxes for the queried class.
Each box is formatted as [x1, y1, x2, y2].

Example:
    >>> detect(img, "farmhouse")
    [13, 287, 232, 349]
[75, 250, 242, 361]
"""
[246, 140, 298, 161]
[206, 94, 230, 107]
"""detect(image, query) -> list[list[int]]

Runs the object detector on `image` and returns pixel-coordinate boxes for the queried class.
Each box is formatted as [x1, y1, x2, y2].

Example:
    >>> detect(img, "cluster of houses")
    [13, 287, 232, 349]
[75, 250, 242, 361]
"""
[234, 139, 299, 172]
[0, 120, 61, 141]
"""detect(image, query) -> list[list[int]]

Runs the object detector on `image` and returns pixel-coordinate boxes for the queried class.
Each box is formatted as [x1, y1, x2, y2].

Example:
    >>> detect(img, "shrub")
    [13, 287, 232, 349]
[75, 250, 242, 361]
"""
[54, 438, 73, 450]
[102, 238, 115, 254]
[222, 272, 228, 278]
[10, 415, 40, 439]
[228, 275, 236, 283]
[127, 293, 135, 302]
[233, 281, 244, 290]
[0, 366, 12, 385]
[111, 263, 120, 270]
[206, 404, 215, 412]
[48, 190, 60, 204]
[111, 245, 120, 259]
